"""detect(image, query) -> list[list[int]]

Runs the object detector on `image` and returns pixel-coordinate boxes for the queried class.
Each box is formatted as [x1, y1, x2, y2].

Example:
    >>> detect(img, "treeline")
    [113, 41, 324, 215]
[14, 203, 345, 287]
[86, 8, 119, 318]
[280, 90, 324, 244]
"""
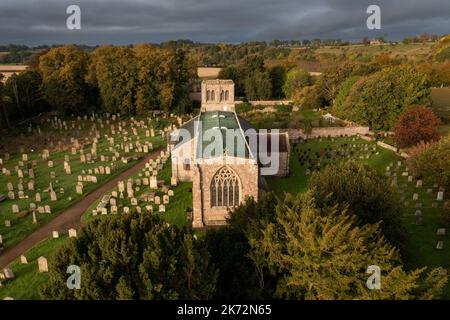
[0, 44, 195, 129]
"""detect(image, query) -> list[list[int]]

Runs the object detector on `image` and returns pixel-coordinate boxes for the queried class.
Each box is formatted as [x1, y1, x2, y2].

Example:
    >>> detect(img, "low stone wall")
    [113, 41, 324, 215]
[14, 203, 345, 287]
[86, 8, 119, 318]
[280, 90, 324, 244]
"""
[376, 141, 398, 153]
[285, 126, 370, 139]
[246, 100, 292, 106]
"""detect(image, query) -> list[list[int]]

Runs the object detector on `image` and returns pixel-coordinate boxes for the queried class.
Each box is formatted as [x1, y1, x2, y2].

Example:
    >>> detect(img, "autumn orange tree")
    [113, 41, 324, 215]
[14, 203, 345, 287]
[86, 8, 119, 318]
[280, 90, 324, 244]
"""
[394, 105, 441, 148]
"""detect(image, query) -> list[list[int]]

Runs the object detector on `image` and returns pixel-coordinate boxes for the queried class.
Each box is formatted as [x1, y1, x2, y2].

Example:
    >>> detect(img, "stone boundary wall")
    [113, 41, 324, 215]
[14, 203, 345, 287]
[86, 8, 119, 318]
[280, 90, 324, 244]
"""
[376, 141, 398, 153]
[285, 126, 370, 139]
[235, 100, 293, 106]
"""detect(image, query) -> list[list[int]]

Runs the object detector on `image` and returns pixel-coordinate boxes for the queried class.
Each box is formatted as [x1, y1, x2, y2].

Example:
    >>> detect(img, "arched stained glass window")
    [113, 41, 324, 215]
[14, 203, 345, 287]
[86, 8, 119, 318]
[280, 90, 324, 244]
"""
[210, 167, 240, 208]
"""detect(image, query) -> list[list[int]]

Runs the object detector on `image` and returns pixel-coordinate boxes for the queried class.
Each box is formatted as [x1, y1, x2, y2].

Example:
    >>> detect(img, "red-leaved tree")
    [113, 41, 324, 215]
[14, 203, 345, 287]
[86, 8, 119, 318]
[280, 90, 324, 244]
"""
[394, 105, 441, 148]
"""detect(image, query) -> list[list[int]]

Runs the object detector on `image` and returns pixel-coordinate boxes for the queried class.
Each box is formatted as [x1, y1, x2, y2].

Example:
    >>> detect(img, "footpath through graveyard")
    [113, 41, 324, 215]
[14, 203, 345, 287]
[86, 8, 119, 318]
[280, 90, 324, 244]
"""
[0, 147, 163, 269]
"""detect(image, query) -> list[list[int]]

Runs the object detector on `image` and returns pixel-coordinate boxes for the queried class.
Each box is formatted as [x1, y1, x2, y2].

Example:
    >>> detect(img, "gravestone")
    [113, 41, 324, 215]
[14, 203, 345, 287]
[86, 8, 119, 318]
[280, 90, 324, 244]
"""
[50, 191, 57, 201]
[150, 176, 158, 189]
[163, 195, 169, 204]
[414, 210, 423, 225]
[38, 256, 49, 273]
[154, 196, 161, 205]
[12, 204, 19, 213]
[171, 177, 177, 186]
[437, 192, 444, 201]
[3, 268, 14, 279]
[68, 228, 77, 238]
[413, 193, 419, 201]
[20, 255, 28, 264]
[159, 204, 166, 212]
[52, 231, 59, 238]
[416, 180, 423, 188]
[437, 228, 446, 236]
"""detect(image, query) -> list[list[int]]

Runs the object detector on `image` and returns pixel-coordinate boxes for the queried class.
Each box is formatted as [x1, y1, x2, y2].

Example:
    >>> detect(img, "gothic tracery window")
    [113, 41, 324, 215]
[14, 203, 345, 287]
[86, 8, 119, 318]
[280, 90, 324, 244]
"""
[210, 167, 240, 208]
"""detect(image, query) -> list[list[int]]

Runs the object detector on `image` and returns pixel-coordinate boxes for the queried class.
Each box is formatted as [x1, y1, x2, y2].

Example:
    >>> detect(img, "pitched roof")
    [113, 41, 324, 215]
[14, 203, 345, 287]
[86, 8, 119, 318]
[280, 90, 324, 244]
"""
[196, 111, 253, 159]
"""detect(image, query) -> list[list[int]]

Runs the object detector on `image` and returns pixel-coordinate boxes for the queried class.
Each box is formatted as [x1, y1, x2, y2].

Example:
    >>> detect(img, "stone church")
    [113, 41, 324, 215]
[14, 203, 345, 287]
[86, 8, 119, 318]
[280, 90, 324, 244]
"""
[170, 79, 289, 228]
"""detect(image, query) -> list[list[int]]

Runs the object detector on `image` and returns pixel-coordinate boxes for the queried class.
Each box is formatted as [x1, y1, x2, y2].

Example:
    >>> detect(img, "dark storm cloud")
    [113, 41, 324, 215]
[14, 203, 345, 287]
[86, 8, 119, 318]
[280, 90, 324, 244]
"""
[0, 0, 448, 45]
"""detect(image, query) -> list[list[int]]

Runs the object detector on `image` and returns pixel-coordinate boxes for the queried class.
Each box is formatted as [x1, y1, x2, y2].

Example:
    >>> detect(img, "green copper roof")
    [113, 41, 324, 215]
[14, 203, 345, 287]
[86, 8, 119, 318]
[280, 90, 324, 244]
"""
[196, 111, 252, 159]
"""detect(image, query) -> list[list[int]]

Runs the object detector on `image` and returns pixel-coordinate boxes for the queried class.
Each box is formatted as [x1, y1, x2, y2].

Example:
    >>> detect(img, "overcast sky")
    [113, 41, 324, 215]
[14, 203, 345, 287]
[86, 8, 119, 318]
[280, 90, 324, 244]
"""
[0, 0, 449, 45]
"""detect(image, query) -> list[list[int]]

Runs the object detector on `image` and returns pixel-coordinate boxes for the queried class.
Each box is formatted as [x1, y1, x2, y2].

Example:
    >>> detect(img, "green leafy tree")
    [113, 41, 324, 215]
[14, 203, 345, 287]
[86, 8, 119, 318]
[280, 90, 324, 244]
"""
[39, 45, 92, 114]
[4, 70, 45, 120]
[344, 65, 430, 130]
[292, 85, 324, 110]
[244, 70, 272, 100]
[309, 162, 408, 253]
[88, 45, 137, 114]
[269, 65, 287, 99]
[331, 76, 360, 118]
[40, 213, 217, 300]
[205, 193, 279, 299]
[0, 75, 12, 129]
[407, 134, 450, 190]
[282, 67, 313, 99]
[249, 192, 447, 300]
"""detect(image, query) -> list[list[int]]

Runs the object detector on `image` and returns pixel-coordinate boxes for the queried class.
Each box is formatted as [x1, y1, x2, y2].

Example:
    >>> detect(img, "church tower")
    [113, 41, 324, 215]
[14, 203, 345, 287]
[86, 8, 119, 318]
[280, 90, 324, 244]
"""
[201, 79, 235, 112]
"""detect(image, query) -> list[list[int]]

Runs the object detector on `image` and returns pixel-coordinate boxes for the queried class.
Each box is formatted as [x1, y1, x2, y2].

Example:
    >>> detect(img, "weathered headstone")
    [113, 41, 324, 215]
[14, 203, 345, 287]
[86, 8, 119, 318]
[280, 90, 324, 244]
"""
[38, 256, 49, 273]
[20, 255, 28, 264]
[3, 268, 14, 279]
[68, 228, 77, 238]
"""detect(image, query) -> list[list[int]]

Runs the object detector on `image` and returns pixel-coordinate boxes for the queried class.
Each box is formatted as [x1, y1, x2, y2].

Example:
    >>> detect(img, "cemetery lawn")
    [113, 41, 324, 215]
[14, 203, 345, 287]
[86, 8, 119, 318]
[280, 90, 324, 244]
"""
[0, 115, 169, 249]
[82, 156, 193, 227]
[0, 154, 193, 300]
[267, 136, 399, 196]
[267, 135, 450, 299]
[0, 236, 68, 300]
